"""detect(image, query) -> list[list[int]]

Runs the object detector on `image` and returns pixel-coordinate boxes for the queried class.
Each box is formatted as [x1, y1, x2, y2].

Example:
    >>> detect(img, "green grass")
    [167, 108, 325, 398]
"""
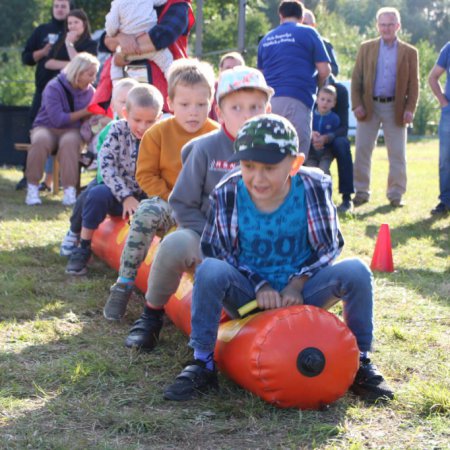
[1, 139, 449, 449]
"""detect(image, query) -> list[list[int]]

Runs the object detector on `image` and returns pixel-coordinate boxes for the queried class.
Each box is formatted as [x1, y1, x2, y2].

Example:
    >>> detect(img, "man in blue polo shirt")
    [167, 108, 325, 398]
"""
[257, 0, 331, 157]
[428, 41, 450, 216]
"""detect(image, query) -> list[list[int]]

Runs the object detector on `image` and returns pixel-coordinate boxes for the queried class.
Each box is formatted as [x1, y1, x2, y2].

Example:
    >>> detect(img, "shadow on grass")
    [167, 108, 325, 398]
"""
[1, 310, 355, 449]
[364, 215, 449, 257]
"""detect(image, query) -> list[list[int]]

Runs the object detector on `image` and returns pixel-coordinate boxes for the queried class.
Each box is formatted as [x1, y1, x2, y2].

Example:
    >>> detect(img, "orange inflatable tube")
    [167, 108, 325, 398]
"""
[92, 217, 360, 409]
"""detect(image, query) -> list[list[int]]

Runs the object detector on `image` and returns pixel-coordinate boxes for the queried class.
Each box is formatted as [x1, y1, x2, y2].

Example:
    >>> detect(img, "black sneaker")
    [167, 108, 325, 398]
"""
[124, 311, 163, 351]
[65, 247, 91, 275]
[350, 358, 394, 403]
[38, 182, 51, 192]
[337, 199, 354, 213]
[431, 202, 450, 215]
[15, 176, 27, 191]
[164, 360, 218, 401]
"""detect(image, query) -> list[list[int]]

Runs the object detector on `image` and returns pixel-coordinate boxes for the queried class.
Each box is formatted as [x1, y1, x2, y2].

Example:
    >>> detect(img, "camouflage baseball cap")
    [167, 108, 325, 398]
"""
[229, 114, 300, 164]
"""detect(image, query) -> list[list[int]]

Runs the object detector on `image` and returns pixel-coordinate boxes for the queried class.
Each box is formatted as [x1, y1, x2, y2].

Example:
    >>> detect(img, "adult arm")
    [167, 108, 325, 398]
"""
[324, 40, 339, 76]
[351, 45, 366, 120]
[316, 62, 331, 88]
[105, 0, 120, 37]
[428, 65, 448, 107]
[22, 26, 51, 65]
[133, 2, 189, 54]
[403, 47, 420, 124]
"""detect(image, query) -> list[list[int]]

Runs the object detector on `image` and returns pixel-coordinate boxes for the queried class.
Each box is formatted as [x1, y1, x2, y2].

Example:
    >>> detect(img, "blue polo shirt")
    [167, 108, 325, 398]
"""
[257, 22, 330, 109]
[437, 42, 450, 100]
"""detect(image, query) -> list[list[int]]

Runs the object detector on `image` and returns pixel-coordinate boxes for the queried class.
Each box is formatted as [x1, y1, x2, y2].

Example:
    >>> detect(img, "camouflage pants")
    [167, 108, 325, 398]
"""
[119, 197, 176, 280]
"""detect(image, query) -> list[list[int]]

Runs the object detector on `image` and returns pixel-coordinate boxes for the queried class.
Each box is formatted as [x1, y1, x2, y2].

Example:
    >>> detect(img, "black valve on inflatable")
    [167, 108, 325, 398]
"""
[296, 347, 326, 377]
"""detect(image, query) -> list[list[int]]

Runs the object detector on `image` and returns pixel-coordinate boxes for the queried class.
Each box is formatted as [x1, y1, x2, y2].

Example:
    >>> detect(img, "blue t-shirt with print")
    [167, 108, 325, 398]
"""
[257, 22, 330, 109]
[237, 177, 312, 291]
[437, 42, 450, 100]
[313, 108, 340, 136]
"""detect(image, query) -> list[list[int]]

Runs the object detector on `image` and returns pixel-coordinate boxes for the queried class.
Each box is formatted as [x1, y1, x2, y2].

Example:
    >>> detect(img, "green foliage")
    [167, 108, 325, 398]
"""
[0, 49, 34, 106]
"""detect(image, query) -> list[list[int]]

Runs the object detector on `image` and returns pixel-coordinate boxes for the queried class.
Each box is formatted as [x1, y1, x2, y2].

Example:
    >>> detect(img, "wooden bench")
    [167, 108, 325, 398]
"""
[14, 143, 60, 194]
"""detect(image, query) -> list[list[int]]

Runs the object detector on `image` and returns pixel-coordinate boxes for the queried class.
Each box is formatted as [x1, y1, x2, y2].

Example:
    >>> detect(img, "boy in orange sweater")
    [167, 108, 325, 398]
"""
[103, 58, 218, 317]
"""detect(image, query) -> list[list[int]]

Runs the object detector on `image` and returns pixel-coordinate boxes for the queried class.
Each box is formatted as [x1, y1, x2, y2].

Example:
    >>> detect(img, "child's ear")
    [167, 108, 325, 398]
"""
[215, 104, 224, 124]
[290, 154, 305, 176]
[265, 102, 272, 113]
[121, 106, 128, 120]
[166, 96, 173, 113]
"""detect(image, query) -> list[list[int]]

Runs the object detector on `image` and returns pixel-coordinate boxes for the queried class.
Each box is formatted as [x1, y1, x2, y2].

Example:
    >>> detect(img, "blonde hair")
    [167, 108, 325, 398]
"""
[166, 58, 215, 101]
[376, 7, 401, 23]
[112, 78, 140, 100]
[63, 52, 100, 86]
[219, 52, 245, 69]
[126, 84, 164, 114]
[319, 85, 337, 100]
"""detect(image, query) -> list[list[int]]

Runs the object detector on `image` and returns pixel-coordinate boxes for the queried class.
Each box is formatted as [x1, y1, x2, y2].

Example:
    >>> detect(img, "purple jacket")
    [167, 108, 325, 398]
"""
[33, 72, 95, 130]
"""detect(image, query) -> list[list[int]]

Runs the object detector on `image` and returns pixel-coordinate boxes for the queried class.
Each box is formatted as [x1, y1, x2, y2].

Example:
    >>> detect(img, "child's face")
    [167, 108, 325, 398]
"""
[124, 105, 160, 139]
[316, 92, 336, 114]
[112, 87, 131, 119]
[240, 156, 294, 207]
[167, 83, 211, 134]
[220, 57, 243, 72]
[216, 90, 270, 138]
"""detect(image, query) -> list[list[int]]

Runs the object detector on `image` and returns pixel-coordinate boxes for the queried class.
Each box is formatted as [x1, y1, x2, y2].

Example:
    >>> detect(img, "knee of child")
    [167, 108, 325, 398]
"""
[342, 258, 372, 285]
[158, 231, 200, 269]
[195, 257, 228, 288]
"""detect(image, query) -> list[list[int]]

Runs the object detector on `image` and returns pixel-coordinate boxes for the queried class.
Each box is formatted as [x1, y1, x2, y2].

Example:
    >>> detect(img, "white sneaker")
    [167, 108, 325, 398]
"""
[62, 186, 77, 206]
[25, 184, 42, 205]
[60, 230, 80, 256]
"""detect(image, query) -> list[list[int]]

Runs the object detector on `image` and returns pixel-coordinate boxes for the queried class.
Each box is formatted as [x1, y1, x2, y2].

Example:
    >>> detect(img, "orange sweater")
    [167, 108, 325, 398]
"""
[136, 117, 219, 201]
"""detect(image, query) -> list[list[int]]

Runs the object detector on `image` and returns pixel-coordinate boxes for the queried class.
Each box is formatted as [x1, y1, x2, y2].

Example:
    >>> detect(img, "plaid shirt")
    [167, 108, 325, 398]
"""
[201, 167, 344, 291]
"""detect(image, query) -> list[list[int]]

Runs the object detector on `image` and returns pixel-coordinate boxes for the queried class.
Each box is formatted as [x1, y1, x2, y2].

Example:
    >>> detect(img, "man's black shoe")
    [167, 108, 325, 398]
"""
[431, 202, 450, 216]
[15, 177, 27, 191]
[164, 360, 218, 401]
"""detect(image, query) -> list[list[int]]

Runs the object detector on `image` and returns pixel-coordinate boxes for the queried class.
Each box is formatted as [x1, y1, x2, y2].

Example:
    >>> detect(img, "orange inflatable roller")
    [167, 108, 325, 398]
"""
[92, 217, 360, 409]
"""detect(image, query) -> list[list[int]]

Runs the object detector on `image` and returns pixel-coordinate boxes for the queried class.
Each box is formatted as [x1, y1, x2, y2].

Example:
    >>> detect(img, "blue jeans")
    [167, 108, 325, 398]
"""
[82, 184, 124, 230]
[331, 136, 354, 195]
[438, 105, 450, 207]
[189, 257, 373, 353]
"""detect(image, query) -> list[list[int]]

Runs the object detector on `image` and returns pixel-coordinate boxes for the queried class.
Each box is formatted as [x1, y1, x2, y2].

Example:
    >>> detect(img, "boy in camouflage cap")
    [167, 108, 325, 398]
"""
[164, 114, 394, 404]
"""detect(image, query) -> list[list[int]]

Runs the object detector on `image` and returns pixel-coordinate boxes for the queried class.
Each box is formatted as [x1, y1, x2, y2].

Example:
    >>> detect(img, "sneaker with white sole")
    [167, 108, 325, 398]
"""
[60, 230, 80, 257]
[62, 186, 77, 206]
[25, 184, 42, 205]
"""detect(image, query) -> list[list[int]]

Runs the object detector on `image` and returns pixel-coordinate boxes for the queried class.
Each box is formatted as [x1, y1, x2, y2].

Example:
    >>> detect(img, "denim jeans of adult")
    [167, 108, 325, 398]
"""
[331, 136, 354, 195]
[438, 105, 450, 207]
[189, 257, 374, 354]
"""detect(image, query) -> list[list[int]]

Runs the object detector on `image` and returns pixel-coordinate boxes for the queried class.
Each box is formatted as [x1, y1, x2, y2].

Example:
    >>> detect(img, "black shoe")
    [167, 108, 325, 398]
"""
[353, 195, 369, 207]
[124, 312, 163, 351]
[38, 182, 51, 192]
[164, 360, 218, 401]
[337, 199, 354, 213]
[390, 199, 405, 208]
[15, 176, 27, 191]
[431, 202, 450, 215]
[350, 358, 394, 403]
[65, 247, 91, 275]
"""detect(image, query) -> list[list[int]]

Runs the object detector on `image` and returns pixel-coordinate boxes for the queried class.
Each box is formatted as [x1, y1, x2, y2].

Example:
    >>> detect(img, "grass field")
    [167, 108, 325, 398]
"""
[0, 139, 449, 449]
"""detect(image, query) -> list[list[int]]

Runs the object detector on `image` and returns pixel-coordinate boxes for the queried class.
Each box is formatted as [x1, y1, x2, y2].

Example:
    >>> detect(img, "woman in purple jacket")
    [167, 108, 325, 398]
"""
[25, 52, 99, 206]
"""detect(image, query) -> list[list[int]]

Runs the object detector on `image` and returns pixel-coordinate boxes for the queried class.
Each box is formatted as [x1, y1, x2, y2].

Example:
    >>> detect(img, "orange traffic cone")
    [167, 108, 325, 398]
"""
[370, 223, 394, 272]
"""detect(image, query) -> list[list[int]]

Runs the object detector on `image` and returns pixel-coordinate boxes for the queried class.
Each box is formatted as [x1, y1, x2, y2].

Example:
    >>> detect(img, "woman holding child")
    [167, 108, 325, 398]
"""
[25, 52, 100, 207]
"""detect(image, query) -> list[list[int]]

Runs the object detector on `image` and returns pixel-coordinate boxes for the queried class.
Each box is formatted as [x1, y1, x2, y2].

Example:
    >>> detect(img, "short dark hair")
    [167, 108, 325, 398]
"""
[279, 0, 304, 20]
